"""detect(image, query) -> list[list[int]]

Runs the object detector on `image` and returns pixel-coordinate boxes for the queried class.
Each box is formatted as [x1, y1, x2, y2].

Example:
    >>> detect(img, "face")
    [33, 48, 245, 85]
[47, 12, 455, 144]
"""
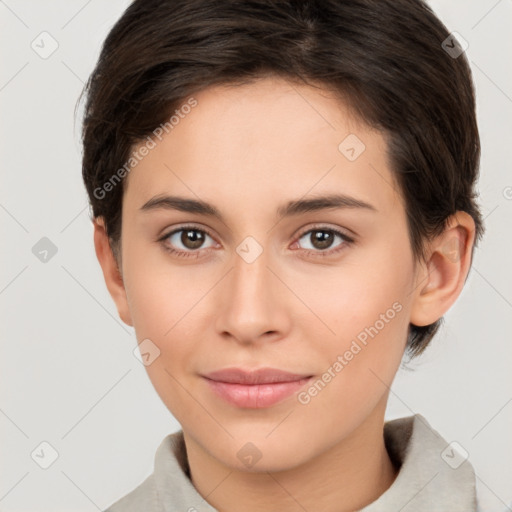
[114, 77, 419, 471]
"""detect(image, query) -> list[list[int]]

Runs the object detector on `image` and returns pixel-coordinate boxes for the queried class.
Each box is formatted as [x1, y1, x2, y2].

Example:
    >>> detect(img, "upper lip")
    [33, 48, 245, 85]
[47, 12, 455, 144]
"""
[202, 367, 312, 385]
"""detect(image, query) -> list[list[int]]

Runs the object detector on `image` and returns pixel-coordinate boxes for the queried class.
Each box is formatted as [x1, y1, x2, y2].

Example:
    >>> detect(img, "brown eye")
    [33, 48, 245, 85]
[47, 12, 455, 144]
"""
[180, 229, 205, 249]
[296, 228, 351, 254]
[164, 227, 216, 252]
[310, 230, 335, 250]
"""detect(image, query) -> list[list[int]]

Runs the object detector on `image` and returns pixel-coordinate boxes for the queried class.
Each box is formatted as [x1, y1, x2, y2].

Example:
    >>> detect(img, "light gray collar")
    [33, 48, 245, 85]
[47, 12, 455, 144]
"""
[361, 414, 476, 511]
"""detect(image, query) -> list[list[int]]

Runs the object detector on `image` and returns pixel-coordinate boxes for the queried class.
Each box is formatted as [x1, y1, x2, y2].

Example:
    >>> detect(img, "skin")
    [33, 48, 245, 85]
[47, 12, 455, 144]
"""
[94, 77, 475, 512]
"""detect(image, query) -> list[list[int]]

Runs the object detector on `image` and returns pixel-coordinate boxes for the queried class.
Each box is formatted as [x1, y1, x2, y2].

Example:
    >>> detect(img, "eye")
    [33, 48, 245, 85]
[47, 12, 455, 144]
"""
[159, 225, 217, 258]
[295, 226, 353, 256]
[158, 224, 354, 259]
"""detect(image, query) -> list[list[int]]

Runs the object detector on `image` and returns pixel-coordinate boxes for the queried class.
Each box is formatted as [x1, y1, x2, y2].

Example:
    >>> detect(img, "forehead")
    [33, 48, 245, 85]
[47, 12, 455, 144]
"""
[123, 77, 402, 217]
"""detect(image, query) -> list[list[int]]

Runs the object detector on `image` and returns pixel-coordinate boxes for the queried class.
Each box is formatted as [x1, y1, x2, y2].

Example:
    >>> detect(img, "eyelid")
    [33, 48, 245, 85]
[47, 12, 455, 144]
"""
[162, 223, 216, 240]
[294, 222, 355, 242]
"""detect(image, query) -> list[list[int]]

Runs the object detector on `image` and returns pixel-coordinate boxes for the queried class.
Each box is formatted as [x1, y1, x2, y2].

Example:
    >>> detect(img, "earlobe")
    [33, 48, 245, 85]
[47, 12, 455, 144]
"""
[93, 217, 133, 327]
[410, 212, 476, 328]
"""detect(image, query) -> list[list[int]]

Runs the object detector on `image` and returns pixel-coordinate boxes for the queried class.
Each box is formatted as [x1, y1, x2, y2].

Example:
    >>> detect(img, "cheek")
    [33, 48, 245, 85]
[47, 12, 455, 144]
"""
[299, 245, 413, 397]
[122, 265, 202, 410]
[297, 298, 409, 434]
[123, 246, 204, 335]
[123, 260, 203, 418]
[298, 251, 412, 345]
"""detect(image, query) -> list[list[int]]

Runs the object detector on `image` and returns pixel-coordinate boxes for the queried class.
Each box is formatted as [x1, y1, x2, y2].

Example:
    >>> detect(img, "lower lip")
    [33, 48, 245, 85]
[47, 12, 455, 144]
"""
[203, 377, 312, 408]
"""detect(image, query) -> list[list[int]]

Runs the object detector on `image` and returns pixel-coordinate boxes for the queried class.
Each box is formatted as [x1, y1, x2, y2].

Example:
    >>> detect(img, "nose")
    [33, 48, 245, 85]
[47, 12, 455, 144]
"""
[214, 243, 292, 346]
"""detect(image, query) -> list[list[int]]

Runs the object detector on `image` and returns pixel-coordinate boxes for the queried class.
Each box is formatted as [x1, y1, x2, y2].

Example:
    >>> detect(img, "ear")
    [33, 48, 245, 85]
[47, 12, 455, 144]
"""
[410, 211, 476, 327]
[93, 217, 133, 327]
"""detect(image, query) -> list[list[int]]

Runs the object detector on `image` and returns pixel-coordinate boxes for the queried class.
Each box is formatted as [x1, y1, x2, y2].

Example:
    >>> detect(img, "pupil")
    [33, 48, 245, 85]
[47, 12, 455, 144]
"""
[313, 230, 333, 249]
[182, 229, 204, 249]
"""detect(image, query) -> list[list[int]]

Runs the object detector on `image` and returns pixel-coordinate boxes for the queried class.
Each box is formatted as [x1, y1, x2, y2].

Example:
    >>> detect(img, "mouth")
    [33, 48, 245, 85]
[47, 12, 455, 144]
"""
[201, 367, 313, 408]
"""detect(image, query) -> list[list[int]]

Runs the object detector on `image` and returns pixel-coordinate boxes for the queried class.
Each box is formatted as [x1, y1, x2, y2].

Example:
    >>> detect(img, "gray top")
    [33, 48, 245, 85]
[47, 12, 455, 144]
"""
[103, 414, 477, 511]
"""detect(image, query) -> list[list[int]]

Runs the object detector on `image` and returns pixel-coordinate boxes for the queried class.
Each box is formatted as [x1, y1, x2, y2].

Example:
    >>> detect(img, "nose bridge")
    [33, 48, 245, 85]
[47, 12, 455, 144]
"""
[230, 239, 272, 311]
[215, 236, 287, 343]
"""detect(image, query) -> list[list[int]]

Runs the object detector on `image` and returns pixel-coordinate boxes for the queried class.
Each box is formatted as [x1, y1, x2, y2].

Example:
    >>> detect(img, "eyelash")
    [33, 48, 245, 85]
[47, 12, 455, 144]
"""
[157, 224, 355, 259]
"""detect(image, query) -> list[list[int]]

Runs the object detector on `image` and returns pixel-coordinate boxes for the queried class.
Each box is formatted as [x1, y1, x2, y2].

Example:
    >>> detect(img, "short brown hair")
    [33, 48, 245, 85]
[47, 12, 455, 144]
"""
[80, 0, 484, 357]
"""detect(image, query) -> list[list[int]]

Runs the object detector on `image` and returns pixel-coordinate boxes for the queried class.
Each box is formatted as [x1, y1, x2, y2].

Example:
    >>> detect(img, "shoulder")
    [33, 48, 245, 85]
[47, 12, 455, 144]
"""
[101, 431, 217, 512]
[102, 473, 157, 512]
[361, 414, 477, 512]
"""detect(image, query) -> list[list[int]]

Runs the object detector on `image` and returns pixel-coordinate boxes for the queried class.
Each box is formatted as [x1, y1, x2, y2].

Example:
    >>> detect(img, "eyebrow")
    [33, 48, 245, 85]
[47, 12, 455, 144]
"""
[140, 193, 377, 221]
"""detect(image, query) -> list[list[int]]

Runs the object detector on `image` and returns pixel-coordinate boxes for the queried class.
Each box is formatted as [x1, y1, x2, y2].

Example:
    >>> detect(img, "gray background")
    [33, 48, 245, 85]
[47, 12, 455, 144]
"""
[1, 0, 511, 510]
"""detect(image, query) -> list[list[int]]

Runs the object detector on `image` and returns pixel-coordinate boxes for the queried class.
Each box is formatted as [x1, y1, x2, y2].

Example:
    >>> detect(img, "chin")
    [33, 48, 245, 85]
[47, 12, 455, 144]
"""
[207, 428, 320, 473]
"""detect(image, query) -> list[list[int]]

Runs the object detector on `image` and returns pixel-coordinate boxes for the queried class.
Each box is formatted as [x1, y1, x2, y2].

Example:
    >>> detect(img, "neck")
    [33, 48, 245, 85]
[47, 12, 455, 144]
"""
[184, 402, 398, 512]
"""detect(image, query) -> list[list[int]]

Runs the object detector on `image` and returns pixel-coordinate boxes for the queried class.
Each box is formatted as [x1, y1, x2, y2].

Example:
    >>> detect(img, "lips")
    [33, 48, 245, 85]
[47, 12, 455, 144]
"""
[201, 367, 313, 408]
